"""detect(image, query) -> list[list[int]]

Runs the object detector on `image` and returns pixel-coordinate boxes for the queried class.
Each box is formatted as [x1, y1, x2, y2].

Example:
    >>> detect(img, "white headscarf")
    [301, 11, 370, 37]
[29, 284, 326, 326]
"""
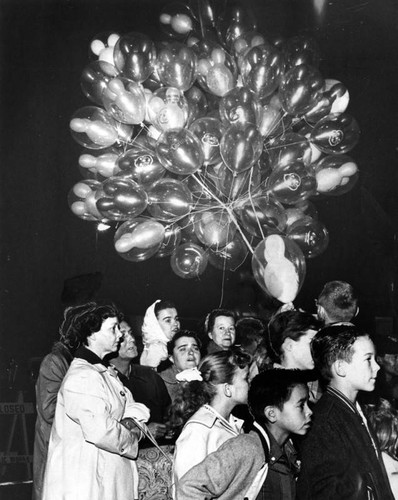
[141, 300, 170, 345]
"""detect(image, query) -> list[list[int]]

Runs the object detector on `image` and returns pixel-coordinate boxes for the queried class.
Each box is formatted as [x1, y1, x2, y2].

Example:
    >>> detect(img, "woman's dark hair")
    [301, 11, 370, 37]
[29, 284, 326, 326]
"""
[154, 300, 177, 319]
[170, 346, 251, 429]
[368, 400, 398, 459]
[267, 310, 322, 363]
[167, 330, 202, 356]
[205, 308, 235, 334]
[59, 301, 122, 348]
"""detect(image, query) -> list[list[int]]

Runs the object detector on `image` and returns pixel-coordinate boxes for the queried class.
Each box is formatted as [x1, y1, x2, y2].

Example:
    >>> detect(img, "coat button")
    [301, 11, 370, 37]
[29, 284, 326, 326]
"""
[121, 448, 124, 453]
[120, 391, 125, 396]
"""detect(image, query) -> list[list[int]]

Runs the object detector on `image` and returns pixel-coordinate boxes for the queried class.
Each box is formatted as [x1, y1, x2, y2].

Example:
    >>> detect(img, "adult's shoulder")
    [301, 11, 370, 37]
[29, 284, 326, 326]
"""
[131, 363, 164, 381]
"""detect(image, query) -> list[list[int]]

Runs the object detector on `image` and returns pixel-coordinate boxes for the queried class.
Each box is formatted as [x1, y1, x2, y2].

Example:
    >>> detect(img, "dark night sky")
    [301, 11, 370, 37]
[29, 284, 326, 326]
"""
[1, 0, 398, 363]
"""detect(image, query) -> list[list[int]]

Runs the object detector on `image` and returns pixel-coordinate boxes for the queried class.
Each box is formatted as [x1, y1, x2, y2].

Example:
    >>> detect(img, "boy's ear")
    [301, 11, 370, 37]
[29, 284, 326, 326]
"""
[333, 359, 347, 378]
[317, 305, 327, 321]
[264, 405, 277, 423]
[283, 338, 293, 353]
[208, 331, 213, 340]
[169, 355, 174, 364]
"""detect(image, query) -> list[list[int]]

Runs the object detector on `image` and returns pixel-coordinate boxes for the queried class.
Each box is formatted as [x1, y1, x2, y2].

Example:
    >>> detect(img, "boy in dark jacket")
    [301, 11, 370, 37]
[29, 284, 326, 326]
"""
[176, 369, 313, 500]
[297, 323, 394, 500]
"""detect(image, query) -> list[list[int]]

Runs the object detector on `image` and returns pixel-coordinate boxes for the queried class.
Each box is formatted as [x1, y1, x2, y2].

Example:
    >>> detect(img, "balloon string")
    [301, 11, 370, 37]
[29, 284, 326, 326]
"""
[191, 173, 255, 254]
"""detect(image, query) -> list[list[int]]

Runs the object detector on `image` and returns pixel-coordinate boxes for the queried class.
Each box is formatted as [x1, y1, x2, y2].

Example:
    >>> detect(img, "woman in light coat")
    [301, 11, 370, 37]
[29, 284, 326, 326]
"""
[42, 302, 150, 500]
[170, 347, 252, 489]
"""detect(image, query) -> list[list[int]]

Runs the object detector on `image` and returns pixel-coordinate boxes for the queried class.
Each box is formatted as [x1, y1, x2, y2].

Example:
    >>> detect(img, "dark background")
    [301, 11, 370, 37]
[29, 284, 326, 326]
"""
[1, 0, 398, 363]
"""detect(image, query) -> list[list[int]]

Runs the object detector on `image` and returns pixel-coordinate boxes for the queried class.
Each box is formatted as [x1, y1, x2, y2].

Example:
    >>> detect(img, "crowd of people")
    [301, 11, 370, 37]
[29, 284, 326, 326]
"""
[32, 280, 398, 500]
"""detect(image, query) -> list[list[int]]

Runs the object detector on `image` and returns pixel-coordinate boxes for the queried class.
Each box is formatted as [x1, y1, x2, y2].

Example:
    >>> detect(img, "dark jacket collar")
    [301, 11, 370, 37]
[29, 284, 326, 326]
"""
[74, 346, 109, 367]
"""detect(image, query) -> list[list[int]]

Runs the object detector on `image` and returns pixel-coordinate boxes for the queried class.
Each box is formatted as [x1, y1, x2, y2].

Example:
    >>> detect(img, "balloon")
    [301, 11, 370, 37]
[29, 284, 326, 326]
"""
[239, 195, 287, 238]
[147, 178, 193, 221]
[156, 42, 197, 90]
[68, 180, 103, 221]
[170, 242, 209, 278]
[192, 40, 238, 96]
[189, 117, 224, 166]
[313, 154, 359, 196]
[266, 132, 312, 170]
[159, 3, 195, 39]
[70, 107, 120, 149]
[156, 128, 204, 175]
[324, 79, 350, 114]
[116, 139, 166, 185]
[279, 64, 324, 116]
[102, 77, 146, 124]
[113, 32, 156, 83]
[193, 209, 237, 249]
[310, 113, 360, 154]
[240, 43, 284, 99]
[114, 218, 165, 262]
[258, 102, 286, 138]
[222, 4, 257, 49]
[156, 223, 182, 257]
[185, 85, 209, 125]
[219, 86, 262, 127]
[286, 217, 329, 259]
[184, 168, 220, 203]
[216, 162, 261, 201]
[96, 177, 148, 220]
[220, 124, 263, 174]
[252, 234, 306, 303]
[282, 35, 321, 68]
[208, 233, 249, 271]
[89, 32, 120, 65]
[146, 86, 189, 131]
[266, 161, 317, 205]
[233, 31, 267, 63]
[80, 60, 119, 105]
[79, 147, 121, 179]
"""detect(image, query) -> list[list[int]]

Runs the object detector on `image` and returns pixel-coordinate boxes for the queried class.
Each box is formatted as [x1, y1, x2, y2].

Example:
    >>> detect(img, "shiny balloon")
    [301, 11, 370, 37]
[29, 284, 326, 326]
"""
[267, 132, 312, 170]
[310, 113, 360, 155]
[233, 31, 267, 63]
[70, 107, 120, 149]
[240, 43, 285, 99]
[193, 40, 238, 97]
[219, 86, 262, 128]
[79, 147, 121, 179]
[258, 102, 286, 138]
[117, 140, 166, 185]
[114, 218, 165, 262]
[279, 64, 324, 116]
[170, 242, 209, 279]
[220, 124, 263, 174]
[159, 3, 195, 39]
[113, 32, 156, 83]
[251, 234, 306, 303]
[239, 195, 287, 238]
[189, 117, 224, 166]
[156, 128, 204, 175]
[102, 77, 146, 124]
[146, 86, 189, 132]
[193, 209, 237, 249]
[282, 35, 321, 68]
[96, 177, 148, 220]
[286, 217, 329, 259]
[68, 180, 103, 221]
[266, 161, 317, 205]
[156, 42, 197, 91]
[80, 60, 119, 105]
[185, 85, 209, 125]
[324, 79, 350, 114]
[313, 154, 359, 196]
[89, 32, 120, 65]
[147, 178, 193, 221]
[208, 233, 249, 271]
[222, 4, 257, 50]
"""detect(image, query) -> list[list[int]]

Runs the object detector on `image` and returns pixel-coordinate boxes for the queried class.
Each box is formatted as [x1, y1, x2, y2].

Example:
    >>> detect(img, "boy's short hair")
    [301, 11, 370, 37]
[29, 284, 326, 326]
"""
[235, 317, 265, 349]
[317, 281, 358, 322]
[167, 329, 202, 356]
[267, 310, 322, 363]
[311, 323, 369, 382]
[249, 369, 315, 423]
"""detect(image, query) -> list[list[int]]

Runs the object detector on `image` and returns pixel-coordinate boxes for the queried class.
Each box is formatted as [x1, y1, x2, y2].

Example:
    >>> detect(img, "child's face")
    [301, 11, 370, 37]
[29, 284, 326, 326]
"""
[274, 384, 313, 437]
[344, 336, 380, 392]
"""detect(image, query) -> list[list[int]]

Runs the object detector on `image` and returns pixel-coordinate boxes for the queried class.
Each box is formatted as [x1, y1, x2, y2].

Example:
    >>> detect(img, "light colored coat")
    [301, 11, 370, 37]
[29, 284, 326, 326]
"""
[42, 357, 147, 500]
[173, 404, 244, 487]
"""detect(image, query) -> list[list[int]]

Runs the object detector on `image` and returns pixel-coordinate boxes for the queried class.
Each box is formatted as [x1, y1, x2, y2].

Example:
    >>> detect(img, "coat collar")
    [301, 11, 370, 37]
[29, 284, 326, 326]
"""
[74, 346, 109, 368]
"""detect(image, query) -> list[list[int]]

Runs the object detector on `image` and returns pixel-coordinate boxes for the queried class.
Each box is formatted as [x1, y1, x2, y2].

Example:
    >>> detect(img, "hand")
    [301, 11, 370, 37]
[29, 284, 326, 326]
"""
[147, 422, 167, 439]
[120, 418, 142, 440]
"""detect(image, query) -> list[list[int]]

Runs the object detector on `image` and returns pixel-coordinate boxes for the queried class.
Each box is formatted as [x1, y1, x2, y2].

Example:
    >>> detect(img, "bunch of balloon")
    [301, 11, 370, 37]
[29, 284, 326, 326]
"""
[67, 1, 361, 303]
